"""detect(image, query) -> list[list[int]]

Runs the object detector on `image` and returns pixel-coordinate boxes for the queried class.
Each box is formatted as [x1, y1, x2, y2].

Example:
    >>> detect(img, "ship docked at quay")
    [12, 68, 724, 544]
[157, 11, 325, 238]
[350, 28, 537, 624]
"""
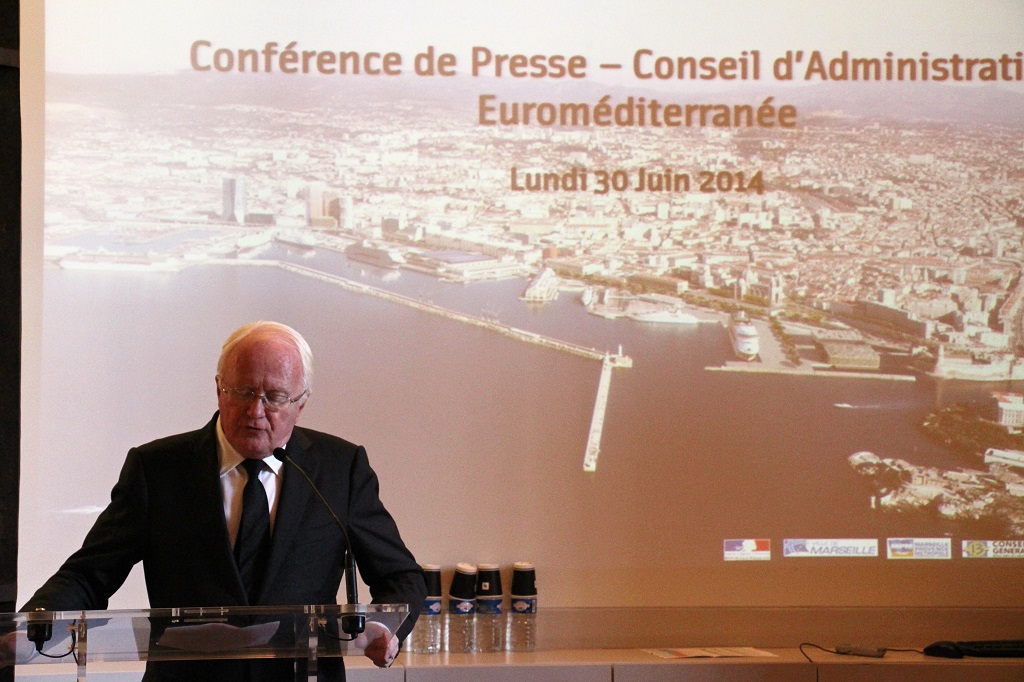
[274, 230, 317, 250]
[631, 308, 698, 324]
[728, 311, 760, 361]
[344, 241, 407, 269]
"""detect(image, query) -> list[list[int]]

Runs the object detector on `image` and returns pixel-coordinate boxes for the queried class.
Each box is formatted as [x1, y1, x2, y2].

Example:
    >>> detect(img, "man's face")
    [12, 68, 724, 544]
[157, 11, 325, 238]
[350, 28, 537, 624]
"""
[216, 331, 307, 459]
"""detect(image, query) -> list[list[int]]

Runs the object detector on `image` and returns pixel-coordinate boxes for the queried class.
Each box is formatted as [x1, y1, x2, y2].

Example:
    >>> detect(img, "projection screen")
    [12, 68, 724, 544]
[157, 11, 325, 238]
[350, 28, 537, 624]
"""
[20, 0, 1024, 611]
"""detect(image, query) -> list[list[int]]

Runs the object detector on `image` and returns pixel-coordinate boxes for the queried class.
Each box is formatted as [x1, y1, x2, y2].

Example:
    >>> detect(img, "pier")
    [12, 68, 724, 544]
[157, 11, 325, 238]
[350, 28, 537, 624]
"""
[583, 354, 617, 473]
[707, 364, 916, 381]
[273, 261, 631, 365]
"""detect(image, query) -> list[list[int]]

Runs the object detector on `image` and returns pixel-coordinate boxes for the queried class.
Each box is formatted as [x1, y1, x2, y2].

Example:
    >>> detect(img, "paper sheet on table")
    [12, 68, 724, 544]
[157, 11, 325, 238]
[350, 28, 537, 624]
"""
[157, 621, 280, 653]
[644, 647, 776, 659]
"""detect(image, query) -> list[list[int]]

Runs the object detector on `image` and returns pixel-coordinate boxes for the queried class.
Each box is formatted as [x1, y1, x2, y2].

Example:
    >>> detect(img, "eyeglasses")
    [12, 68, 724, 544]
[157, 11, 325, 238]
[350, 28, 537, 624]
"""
[219, 385, 308, 411]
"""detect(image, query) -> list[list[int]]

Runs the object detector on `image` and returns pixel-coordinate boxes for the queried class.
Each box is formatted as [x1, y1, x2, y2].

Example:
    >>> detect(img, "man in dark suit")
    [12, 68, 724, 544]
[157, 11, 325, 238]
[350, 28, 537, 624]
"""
[12, 321, 426, 679]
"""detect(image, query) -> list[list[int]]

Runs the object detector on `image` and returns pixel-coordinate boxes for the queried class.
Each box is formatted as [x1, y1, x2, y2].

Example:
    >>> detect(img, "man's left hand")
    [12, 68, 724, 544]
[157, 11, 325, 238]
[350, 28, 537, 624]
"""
[358, 622, 399, 668]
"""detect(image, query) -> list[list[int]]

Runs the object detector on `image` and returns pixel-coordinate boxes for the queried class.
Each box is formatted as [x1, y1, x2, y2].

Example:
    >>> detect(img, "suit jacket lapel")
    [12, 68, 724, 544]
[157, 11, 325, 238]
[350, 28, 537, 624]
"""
[258, 428, 316, 601]
[192, 415, 250, 604]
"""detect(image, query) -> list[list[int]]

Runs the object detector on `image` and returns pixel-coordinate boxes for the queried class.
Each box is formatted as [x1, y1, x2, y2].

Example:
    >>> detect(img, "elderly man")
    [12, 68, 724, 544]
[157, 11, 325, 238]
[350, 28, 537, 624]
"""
[16, 321, 425, 680]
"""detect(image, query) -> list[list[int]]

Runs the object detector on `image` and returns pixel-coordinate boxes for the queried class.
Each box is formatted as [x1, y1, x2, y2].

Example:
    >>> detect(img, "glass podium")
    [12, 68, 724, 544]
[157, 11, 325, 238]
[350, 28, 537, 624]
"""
[1, 603, 408, 681]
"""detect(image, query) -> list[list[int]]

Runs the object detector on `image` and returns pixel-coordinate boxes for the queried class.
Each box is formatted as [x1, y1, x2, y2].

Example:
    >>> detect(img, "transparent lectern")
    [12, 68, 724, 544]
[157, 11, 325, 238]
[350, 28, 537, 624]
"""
[1, 603, 408, 681]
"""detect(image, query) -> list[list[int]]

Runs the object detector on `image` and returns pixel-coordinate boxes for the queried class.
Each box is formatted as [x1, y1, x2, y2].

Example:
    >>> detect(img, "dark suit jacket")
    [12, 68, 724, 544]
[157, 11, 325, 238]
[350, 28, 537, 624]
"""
[24, 414, 426, 680]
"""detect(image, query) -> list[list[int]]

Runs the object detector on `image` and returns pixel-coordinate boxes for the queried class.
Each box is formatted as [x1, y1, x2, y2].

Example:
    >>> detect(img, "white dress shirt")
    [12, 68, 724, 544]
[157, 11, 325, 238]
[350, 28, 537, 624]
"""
[216, 417, 285, 550]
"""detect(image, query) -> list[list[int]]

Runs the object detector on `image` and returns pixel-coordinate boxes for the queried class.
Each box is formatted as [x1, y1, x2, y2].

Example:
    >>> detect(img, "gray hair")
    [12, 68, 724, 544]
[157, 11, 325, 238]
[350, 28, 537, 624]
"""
[217, 320, 314, 392]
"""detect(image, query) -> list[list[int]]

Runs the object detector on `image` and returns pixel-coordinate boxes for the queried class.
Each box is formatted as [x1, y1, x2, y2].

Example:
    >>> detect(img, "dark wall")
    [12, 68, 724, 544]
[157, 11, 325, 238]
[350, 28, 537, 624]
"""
[0, 0, 21, 615]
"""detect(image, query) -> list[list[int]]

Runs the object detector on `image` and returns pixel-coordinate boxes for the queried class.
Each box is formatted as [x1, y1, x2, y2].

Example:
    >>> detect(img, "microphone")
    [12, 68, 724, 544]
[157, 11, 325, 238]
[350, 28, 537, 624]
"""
[272, 448, 365, 636]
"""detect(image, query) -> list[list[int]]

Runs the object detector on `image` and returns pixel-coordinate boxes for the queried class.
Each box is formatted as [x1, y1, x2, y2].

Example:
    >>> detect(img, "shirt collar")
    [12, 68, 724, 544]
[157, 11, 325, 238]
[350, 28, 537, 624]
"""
[215, 415, 285, 477]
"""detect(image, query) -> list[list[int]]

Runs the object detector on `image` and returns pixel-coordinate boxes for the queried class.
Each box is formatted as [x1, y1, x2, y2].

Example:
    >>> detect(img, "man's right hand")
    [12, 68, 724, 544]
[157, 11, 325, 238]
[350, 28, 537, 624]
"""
[0, 630, 41, 669]
[0, 631, 18, 669]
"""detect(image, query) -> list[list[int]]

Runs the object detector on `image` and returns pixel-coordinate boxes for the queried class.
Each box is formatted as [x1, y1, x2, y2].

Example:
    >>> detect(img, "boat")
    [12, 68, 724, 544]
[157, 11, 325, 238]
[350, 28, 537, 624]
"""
[275, 230, 317, 250]
[581, 285, 595, 307]
[236, 232, 272, 250]
[59, 249, 185, 272]
[728, 311, 759, 361]
[345, 241, 406, 269]
[236, 231, 272, 256]
[631, 308, 698, 324]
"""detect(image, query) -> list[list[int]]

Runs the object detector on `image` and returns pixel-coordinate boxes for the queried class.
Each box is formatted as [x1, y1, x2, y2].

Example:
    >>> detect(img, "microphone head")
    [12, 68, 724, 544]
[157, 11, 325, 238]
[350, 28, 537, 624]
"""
[272, 448, 288, 463]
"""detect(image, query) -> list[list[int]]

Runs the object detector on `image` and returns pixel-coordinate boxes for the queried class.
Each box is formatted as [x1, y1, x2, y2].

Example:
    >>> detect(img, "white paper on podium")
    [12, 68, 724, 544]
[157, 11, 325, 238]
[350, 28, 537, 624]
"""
[644, 647, 776, 659]
[156, 621, 280, 653]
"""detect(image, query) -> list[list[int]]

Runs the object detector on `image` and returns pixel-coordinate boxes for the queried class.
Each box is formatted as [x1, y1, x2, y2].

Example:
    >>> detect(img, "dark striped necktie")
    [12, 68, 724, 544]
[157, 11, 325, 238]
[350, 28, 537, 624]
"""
[236, 458, 271, 603]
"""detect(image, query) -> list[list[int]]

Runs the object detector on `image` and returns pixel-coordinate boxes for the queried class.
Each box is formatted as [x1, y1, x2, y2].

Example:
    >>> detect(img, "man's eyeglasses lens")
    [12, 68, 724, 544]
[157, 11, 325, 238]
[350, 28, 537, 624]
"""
[221, 387, 304, 411]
